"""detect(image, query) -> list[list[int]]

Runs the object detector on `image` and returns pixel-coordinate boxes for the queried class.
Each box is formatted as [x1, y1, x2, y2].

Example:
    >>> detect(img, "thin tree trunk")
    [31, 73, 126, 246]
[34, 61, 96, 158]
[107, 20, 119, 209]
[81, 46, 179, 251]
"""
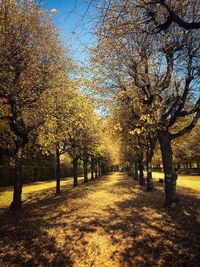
[83, 157, 88, 183]
[56, 146, 61, 194]
[10, 137, 25, 211]
[177, 162, 181, 170]
[158, 130, 178, 207]
[95, 162, 98, 178]
[131, 162, 134, 179]
[72, 158, 78, 187]
[146, 142, 154, 191]
[91, 156, 94, 180]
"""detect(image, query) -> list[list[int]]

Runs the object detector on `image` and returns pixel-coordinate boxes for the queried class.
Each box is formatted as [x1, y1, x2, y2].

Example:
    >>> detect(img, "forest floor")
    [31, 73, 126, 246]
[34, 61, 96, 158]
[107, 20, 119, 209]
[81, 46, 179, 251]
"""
[0, 172, 200, 267]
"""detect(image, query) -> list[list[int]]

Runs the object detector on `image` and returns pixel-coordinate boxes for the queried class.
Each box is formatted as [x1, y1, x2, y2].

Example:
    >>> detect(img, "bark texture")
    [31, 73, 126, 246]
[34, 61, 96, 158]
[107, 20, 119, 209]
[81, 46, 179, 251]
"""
[146, 140, 155, 191]
[83, 158, 88, 183]
[56, 147, 61, 194]
[10, 137, 26, 211]
[138, 160, 145, 186]
[134, 161, 139, 181]
[91, 156, 94, 180]
[158, 130, 178, 207]
[73, 158, 78, 187]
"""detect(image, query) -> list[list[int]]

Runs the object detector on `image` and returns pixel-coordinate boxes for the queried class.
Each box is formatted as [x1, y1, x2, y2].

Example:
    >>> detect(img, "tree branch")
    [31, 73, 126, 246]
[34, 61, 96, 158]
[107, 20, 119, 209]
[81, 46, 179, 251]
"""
[171, 110, 200, 139]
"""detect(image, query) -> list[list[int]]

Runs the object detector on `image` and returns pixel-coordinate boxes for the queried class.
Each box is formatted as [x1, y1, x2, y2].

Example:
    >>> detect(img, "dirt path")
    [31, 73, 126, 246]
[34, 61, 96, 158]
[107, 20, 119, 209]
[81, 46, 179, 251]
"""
[0, 172, 199, 267]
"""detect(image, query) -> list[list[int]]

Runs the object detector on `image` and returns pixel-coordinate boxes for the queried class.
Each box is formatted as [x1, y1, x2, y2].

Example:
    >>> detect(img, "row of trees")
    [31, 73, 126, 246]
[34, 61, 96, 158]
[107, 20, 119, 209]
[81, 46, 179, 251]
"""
[0, 0, 111, 211]
[172, 122, 200, 169]
[92, 0, 200, 207]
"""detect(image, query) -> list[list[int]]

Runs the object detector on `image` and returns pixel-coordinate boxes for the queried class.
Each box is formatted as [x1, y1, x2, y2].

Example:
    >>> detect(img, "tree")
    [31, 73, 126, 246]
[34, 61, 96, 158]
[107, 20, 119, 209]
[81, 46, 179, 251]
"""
[63, 94, 104, 186]
[0, 0, 67, 210]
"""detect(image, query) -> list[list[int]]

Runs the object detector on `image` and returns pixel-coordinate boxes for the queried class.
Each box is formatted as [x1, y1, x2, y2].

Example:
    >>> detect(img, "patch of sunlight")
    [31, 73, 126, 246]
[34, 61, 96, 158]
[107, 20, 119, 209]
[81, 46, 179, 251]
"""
[177, 176, 200, 193]
[0, 176, 85, 209]
[152, 172, 200, 193]
[72, 231, 119, 267]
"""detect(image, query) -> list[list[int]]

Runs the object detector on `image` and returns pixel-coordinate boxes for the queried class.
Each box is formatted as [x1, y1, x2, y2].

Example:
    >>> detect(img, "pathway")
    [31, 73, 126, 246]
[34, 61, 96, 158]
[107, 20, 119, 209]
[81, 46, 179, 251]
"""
[0, 172, 199, 266]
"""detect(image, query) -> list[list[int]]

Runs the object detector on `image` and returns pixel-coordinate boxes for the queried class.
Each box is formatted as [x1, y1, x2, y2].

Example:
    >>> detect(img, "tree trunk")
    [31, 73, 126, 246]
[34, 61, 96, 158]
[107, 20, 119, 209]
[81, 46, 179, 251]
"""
[91, 156, 94, 180]
[185, 163, 188, 168]
[98, 162, 101, 177]
[146, 142, 154, 191]
[56, 147, 61, 194]
[131, 162, 134, 179]
[95, 162, 98, 178]
[138, 160, 145, 186]
[10, 137, 25, 211]
[177, 162, 181, 170]
[158, 130, 178, 207]
[128, 161, 132, 176]
[83, 157, 88, 183]
[134, 161, 139, 181]
[72, 158, 78, 186]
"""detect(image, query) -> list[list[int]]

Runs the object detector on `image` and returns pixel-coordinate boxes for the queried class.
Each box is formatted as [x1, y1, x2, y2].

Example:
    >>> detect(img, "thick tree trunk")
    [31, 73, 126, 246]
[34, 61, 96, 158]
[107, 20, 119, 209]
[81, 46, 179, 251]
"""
[83, 157, 88, 183]
[158, 130, 178, 207]
[72, 158, 78, 187]
[56, 147, 61, 194]
[10, 137, 25, 211]
[91, 156, 94, 180]
[138, 160, 145, 186]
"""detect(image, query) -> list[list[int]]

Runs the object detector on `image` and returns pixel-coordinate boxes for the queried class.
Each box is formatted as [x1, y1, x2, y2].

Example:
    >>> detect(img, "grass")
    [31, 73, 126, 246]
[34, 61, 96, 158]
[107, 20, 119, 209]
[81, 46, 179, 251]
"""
[0, 176, 85, 210]
[0, 172, 199, 266]
[152, 172, 200, 193]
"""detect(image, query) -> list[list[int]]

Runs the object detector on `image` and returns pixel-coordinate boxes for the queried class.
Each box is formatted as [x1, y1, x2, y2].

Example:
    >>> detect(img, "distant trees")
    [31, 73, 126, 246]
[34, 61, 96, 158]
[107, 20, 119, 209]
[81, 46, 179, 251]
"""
[173, 122, 200, 174]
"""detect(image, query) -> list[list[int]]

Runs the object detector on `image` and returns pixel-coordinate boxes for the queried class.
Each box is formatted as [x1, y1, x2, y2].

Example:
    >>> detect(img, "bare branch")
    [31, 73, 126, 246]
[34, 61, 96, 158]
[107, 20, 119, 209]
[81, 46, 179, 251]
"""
[171, 110, 200, 139]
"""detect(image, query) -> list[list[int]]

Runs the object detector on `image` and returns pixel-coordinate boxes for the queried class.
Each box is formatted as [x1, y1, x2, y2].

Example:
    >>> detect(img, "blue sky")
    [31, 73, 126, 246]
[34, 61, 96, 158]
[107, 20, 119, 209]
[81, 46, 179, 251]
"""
[41, 0, 98, 63]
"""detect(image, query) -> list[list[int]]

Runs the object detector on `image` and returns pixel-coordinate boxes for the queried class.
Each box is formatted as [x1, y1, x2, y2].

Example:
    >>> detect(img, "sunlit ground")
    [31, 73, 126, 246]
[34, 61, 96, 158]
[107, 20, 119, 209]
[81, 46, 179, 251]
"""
[153, 171, 200, 193]
[0, 176, 86, 209]
[0, 172, 199, 266]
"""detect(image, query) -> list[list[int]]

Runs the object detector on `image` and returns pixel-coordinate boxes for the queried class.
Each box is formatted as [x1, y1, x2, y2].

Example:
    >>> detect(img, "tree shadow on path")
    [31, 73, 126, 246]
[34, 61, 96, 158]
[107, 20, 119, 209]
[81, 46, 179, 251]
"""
[0, 173, 199, 267]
